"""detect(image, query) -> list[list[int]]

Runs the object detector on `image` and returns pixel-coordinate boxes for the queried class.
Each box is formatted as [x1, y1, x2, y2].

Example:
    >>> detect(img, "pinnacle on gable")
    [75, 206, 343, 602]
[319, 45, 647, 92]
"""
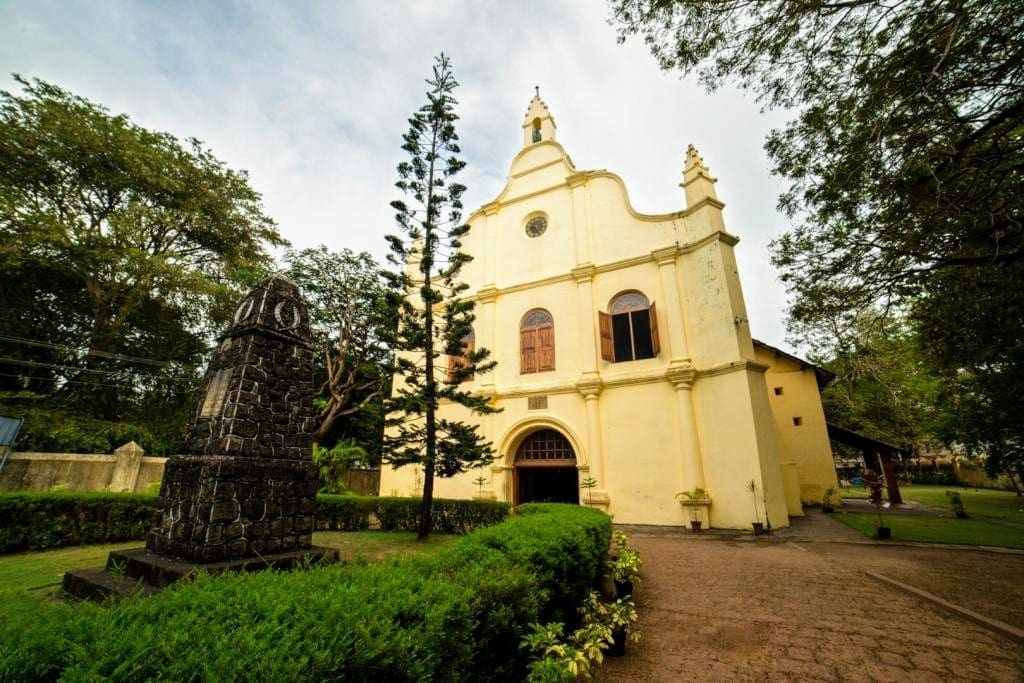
[681, 143, 718, 206]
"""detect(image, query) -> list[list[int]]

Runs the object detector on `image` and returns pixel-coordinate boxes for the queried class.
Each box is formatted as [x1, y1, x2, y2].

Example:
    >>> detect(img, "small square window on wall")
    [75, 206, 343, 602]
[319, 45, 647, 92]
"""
[793, 417, 803, 426]
[774, 387, 784, 396]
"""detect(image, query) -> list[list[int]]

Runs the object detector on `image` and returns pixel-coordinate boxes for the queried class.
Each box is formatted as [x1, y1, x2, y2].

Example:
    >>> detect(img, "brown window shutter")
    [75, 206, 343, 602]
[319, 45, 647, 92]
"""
[649, 301, 661, 356]
[598, 311, 614, 362]
[520, 329, 537, 374]
[464, 339, 475, 380]
[537, 325, 555, 371]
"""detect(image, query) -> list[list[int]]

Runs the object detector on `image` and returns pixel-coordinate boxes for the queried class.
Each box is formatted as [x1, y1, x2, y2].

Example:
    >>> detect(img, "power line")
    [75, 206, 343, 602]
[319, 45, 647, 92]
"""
[0, 333, 198, 369]
[0, 356, 194, 383]
[0, 371, 194, 392]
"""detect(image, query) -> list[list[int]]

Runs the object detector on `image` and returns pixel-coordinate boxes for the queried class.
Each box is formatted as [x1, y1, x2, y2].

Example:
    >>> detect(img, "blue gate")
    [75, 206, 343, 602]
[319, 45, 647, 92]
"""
[0, 415, 23, 476]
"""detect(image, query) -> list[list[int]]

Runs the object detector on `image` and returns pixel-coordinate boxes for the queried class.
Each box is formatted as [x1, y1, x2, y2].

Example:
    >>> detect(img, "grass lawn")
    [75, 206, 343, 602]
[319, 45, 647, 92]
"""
[897, 484, 1024, 524]
[0, 530, 458, 613]
[833, 511, 1024, 549]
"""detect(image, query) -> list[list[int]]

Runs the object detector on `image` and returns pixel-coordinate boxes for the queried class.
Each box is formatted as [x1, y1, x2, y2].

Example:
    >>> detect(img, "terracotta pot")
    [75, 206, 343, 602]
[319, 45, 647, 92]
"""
[875, 526, 892, 540]
[690, 520, 702, 531]
[752, 522, 765, 535]
[614, 579, 633, 599]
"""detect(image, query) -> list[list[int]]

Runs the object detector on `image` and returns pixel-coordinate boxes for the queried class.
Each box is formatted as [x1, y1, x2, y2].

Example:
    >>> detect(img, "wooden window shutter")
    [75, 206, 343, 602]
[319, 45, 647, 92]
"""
[537, 325, 555, 371]
[462, 339, 475, 380]
[649, 301, 661, 356]
[520, 329, 537, 374]
[598, 311, 614, 362]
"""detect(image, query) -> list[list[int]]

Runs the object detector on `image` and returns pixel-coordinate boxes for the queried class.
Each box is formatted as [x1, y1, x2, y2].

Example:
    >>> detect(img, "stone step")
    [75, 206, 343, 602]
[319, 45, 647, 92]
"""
[62, 567, 161, 601]
[65, 545, 341, 601]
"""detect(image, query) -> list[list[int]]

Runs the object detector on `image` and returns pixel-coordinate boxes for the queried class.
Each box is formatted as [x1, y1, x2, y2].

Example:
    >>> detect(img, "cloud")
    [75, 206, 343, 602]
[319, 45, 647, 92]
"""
[0, 0, 799, 351]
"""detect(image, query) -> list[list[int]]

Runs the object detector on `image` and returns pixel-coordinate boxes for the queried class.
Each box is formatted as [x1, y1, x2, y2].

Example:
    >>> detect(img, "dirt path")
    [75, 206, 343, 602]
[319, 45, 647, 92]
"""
[595, 532, 1024, 681]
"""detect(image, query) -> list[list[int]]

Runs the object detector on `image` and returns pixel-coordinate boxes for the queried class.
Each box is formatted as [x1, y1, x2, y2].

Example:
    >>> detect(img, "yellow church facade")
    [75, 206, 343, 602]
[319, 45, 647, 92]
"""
[380, 95, 839, 529]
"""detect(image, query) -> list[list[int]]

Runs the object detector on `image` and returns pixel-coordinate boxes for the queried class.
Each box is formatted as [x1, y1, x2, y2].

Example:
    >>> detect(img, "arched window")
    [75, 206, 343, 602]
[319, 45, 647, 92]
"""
[520, 308, 555, 374]
[599, 292, 660, 362]
[532, 117, 542, 143]
[446, 329, 475, 383]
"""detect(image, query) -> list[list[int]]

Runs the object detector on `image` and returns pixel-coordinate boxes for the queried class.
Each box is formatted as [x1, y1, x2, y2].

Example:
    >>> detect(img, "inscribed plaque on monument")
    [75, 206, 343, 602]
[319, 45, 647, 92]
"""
[199, 369, 231, 418]
[528, 396, 548, 410]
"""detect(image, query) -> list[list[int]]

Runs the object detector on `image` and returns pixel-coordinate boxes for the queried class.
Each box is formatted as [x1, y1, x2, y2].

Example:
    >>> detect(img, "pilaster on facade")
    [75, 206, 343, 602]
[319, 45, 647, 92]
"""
[575, 375, 604, 399]
[571, 263, 597, 283]
[651, 245, 680, 266]
[665, 361, 697, 391]
[477, 284, 499, 304]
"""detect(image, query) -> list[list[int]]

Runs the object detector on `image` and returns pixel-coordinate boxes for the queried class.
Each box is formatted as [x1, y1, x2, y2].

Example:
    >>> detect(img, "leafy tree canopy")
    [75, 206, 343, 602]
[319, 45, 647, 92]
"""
[284, 246, 391, 452]
[611, 0, 1022, 337]
[0, 76, 284, 427]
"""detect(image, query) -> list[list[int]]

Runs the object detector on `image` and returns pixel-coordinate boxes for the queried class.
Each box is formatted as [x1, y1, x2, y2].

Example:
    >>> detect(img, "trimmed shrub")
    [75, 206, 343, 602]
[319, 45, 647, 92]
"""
[0, 504, 611, 682]
[314, 494, 376, 531]
[375, 496, 510, 534]
[0, 492, 511, 553]
[0, 491, 157, 554]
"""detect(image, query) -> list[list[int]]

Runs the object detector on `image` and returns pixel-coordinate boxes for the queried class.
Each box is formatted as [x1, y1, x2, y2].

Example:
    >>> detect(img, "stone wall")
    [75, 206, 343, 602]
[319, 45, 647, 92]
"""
[0, 444, 167, 493]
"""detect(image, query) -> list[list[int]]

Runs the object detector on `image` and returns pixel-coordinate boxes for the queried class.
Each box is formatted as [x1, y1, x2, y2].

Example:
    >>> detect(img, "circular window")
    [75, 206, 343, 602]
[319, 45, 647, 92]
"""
[525, 215, 548, 238]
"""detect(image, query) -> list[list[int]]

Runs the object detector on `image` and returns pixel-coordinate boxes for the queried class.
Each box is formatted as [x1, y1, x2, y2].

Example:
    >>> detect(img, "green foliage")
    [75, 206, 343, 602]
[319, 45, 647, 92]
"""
[0, 75, 282, 432]
[383, 54, 499, 539]
[0, 492, 511, 553]
[945, 490, 969, 519]
[284, 247, 391, 450]
[312, 439, 369, 493]
[0, 503, 611, 681]
[0, 400, 178, 455]
[606, 532, 642, 586]
[374, 497, 510, 534]
[817, 315, 939, 451]
[0, 491, 157, 553]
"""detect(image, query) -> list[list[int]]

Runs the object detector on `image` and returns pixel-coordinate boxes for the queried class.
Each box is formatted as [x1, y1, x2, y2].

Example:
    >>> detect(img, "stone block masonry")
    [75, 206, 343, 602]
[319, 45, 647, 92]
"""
[146, 274, 319, 563]
[64, 274, 336, 600]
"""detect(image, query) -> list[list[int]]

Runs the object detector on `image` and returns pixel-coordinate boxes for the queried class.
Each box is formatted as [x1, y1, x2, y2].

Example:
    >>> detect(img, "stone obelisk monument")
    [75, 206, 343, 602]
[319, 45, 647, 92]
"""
[64, 275, 337, 599]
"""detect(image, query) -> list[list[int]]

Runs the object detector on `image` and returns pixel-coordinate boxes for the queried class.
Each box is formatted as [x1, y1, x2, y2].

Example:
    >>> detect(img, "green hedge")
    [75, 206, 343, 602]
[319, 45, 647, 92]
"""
[0, 491, 158, 554]
[0, 492, 511, 554]
[0, 504, 611, 681]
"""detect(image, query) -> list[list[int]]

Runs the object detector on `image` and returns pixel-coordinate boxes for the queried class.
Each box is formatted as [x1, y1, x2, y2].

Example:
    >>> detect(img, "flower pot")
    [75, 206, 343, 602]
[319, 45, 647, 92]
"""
[875, 526, 891, 540]
[751, 522, 765, 535]
[822, 505, 834, 513]
[614, 579, 634, 599]
[690, 520, 702, 531]
[608, 626, 627, 657]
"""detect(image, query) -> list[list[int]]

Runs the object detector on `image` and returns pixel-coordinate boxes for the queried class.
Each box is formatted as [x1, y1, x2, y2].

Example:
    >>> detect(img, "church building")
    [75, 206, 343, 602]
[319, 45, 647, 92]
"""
[380, 94, 839, 529]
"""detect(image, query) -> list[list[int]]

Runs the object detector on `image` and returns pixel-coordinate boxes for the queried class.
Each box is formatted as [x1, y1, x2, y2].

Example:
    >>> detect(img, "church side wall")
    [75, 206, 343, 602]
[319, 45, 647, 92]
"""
[757, 349, 841, 504]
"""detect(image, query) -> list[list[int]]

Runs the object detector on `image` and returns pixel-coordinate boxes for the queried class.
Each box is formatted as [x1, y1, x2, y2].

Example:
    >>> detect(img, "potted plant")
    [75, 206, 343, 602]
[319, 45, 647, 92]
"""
[821, 486, 836, 513]
[608, 531, 642, 598]
[946, 490, 969, 518]
[579, 476, 598, 506]
[604, 597, 641, 657]
[675, 487, 710, 531]
[747, 479, 765, 534]
[864, 470, 891, 539]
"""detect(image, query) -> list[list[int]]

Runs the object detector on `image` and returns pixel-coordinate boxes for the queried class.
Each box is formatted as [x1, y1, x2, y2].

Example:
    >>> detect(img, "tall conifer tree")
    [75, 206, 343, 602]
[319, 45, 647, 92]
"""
[383, 55, 498, 539]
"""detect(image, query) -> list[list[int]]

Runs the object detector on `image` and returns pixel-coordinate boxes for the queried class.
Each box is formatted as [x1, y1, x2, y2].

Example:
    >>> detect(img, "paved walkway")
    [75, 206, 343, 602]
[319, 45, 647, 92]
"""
[597, 514, 1024, 681]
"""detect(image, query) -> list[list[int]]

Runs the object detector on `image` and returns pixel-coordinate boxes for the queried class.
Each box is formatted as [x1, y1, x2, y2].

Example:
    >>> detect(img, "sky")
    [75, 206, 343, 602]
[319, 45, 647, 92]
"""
[0, 0, 798, 351]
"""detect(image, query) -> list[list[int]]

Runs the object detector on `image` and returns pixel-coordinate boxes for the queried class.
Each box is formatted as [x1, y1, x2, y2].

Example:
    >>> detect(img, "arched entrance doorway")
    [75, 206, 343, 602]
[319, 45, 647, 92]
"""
[514, 428, 579, 505]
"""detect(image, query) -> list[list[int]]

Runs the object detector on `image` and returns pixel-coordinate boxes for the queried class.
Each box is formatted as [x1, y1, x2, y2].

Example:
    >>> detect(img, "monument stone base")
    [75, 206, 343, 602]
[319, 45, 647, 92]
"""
[147, 455, 319, 563]
[63, 545, 339, 601]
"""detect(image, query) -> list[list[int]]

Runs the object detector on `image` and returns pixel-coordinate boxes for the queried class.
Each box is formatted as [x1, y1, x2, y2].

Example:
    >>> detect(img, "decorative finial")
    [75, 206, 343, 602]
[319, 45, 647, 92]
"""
[535, 85, 540, 98]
